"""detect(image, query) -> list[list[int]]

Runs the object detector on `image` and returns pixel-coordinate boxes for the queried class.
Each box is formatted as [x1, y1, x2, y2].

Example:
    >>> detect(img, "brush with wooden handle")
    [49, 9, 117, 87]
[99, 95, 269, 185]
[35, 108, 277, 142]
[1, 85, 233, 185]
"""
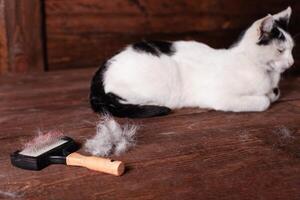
[10, 131, 125, 176]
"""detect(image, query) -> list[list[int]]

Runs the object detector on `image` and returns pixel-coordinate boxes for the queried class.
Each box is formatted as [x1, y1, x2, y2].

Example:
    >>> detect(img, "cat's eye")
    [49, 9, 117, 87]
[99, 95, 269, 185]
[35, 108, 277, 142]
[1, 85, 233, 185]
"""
[277, 49, 285, 53]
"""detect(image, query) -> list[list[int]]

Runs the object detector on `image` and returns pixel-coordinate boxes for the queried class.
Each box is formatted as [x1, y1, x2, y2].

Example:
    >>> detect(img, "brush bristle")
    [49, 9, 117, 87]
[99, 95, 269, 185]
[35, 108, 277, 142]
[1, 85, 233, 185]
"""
[20, 130, 66, 157]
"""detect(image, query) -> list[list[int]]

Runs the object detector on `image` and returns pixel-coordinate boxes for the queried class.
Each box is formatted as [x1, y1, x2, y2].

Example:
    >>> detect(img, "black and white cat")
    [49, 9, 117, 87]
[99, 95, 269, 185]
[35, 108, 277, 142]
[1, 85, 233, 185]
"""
[90, 7, 295, 118]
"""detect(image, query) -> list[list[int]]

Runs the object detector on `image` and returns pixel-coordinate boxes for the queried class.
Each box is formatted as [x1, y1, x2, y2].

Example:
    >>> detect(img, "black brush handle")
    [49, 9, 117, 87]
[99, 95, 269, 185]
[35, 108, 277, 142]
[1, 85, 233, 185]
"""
[49, 155, 66, 164]
[11, 137, 79, 171]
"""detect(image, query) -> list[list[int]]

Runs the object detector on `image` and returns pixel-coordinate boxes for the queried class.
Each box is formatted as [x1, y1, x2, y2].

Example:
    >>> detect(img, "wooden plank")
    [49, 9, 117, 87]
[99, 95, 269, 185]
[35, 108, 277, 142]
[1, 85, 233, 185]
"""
[46, 14, 251, 34]
[46, 31, 241, 70]
[1, 0, 45, 73]
[44, 0, 300, 71]
[0, 0, 8, 74]
[0, 68, 299, 199]
[45, 0, 295, 16]
[46, 0, 300, 35]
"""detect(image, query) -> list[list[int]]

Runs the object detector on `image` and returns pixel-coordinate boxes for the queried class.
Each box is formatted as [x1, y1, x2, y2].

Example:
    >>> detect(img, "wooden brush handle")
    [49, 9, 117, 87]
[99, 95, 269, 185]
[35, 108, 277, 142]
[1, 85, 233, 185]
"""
[66, 152, 125, 176]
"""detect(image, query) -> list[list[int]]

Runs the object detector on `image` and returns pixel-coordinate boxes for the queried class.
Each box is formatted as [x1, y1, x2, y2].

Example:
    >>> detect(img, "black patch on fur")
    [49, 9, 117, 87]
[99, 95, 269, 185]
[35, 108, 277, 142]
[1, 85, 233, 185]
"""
[89, 61, 109, 112]
[273, 88, 279, 96]
[257, 26, 286, 46]
[90, 60, 172, 118]
[151, 40, 175, 55]
[132, 40, 175, 56]
[132, 41, 158, 56]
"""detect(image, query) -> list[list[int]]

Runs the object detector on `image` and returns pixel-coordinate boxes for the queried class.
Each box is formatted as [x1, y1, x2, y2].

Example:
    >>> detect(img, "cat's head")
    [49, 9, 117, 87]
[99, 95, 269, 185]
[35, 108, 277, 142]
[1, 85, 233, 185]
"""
[235, 7, 295, 73]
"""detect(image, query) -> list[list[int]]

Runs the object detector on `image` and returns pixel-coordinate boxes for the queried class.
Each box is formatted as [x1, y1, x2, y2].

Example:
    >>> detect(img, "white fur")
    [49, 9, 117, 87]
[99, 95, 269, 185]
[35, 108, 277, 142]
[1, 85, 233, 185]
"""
[103, 8, 295, 112]
[84, 115, 138, 156]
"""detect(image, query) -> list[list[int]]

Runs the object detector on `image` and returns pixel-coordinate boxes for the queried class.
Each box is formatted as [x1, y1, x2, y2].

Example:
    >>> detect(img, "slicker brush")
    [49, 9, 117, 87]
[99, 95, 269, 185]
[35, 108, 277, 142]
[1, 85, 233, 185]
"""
[10, 131, 125, 176]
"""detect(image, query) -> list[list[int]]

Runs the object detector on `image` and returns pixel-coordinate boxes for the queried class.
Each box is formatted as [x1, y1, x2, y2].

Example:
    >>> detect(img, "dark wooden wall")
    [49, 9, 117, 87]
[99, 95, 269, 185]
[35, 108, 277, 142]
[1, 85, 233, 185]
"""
[45, 0, 300, 71]
[0, 0, 44, 74]
[0, 0, 299, 73]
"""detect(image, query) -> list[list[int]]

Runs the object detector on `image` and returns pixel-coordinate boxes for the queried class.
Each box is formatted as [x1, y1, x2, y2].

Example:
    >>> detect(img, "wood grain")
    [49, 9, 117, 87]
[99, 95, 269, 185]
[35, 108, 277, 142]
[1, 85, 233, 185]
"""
[44, 0, 300, 71]
[0, 68, 299, 199]
[1, 0, 299, 73]
[0, 0, 8, 74]
[0, 0, 45, 74]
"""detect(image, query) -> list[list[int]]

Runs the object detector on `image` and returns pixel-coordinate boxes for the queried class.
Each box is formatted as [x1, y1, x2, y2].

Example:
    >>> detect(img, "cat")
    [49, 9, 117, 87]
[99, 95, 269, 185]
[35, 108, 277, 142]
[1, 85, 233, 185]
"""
[90, 7, 295, 118]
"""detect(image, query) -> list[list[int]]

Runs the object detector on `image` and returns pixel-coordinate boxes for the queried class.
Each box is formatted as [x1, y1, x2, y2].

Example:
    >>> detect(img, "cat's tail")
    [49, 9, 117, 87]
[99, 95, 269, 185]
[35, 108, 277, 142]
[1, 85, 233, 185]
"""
[89, 66, 172, 118]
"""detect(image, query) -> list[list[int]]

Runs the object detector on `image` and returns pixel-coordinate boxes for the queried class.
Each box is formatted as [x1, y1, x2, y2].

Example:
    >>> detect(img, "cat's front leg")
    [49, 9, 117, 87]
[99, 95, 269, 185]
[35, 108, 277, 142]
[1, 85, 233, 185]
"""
[267, 87, 280, 103]
[215, 95, 271, 112]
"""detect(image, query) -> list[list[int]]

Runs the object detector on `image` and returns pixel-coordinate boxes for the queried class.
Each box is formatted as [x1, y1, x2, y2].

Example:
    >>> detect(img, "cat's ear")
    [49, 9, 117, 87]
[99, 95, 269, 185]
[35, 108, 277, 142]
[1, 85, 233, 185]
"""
[273, 7, 292, 30]
[260, 15, 275, 33]
[257, 15, 275, 45]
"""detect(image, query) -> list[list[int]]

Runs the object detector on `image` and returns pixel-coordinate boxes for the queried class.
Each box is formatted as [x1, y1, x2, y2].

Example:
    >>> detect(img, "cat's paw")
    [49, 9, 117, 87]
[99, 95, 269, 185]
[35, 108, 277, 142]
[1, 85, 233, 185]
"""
[267, 87, 280, 103]
[257, 96, 271, 111]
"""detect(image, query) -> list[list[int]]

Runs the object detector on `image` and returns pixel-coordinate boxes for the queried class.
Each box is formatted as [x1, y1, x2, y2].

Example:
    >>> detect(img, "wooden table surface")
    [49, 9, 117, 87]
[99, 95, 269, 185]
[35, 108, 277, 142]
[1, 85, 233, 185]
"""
[0, 68, 299, 200]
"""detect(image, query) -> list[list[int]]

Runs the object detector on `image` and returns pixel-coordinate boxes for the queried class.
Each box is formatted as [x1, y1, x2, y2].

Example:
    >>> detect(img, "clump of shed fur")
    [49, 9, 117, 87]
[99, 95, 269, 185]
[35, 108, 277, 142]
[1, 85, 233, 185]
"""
[84, 115, 138, 156]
